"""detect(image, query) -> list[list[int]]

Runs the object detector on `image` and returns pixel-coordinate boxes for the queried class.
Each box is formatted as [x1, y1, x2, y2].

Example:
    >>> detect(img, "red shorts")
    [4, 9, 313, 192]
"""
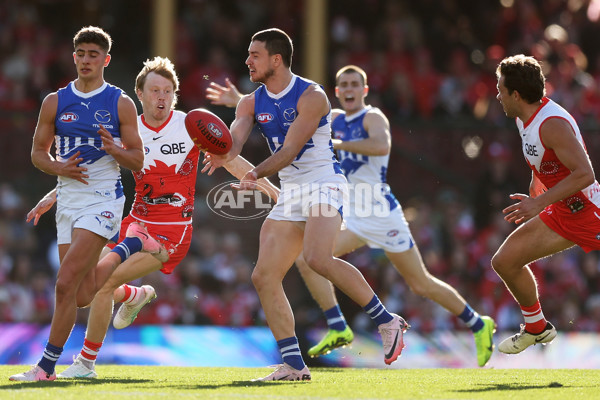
[108, 214, 193, 274]
[540, 203, 600, 252]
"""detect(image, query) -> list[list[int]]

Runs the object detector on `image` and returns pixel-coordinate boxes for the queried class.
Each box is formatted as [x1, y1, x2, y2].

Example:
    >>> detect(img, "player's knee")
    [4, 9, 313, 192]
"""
[406, 275, 437, 298]
[491, 252, 509, 276]
[302, 251, 328, 276]
[251, 267, 267, 290]
[407, 282, 428, 297]
[76, 295, 92, 308]
[54, 277, 77, 301]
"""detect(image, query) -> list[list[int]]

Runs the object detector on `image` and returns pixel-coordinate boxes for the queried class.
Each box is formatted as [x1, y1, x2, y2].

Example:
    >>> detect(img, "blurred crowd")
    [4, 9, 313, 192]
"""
[2, 0, 600, 337]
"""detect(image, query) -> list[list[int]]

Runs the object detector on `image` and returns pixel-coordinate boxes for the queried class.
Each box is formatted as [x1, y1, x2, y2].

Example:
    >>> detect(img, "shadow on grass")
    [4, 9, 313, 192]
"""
[455, 382, 567, 393]
[157, 379, 314, 390]
[4, 378, 312, 391]
[1, 378, 152, 390]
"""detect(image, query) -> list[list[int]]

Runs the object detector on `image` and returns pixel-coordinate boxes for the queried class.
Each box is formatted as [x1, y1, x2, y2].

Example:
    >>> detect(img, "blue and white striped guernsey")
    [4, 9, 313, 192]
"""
[331, 106, 399, 211]
[54, 81, 124, 205]
[253, 74, 342, 183]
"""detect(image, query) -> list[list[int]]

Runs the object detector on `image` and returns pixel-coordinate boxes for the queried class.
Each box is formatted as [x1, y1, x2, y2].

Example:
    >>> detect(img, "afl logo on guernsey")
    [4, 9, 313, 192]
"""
[59, 112, 79, 123]
[257, 113, 274, 123]
[207, 123, 223, 138]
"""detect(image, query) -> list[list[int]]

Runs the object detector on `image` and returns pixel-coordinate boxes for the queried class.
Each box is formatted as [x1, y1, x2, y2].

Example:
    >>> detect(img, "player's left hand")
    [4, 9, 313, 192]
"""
[201, 152, 230, 175]
[98, 124, 121, 155]
[231, 170, 258, 191]
[502, 193, 544, 224]
[206, 78, 243, 108]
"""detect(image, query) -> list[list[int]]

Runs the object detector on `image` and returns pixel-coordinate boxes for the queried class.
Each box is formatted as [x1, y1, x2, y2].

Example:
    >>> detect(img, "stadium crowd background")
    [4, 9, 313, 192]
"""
[2, 0, 600, 342]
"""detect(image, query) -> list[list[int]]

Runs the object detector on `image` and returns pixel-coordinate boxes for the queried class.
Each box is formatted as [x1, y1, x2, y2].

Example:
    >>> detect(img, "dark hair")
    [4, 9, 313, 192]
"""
[73, 26, 112, 53]
[251, 28, 293, 67]
[496, 54, 545, 103]
[335, 65, 368, 86]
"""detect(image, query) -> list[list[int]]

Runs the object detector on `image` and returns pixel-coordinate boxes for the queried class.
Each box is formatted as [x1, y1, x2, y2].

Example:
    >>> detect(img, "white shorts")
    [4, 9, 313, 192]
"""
[345, 204, 414, 253]
[268, 174, 348, 222]
[56, 197, 125, 245]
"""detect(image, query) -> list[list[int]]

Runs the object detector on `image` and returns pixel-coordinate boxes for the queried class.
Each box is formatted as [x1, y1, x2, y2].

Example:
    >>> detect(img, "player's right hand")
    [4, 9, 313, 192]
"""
[26, 194, 56, 225]
[502, 193, 543, 224]
[59, 151, 89, 184]
[231, 170, 258, 191]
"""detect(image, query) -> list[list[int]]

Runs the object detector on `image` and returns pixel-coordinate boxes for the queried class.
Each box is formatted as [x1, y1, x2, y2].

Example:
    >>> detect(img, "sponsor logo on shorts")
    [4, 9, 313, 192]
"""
[387, 229, 399, 237]
[101, 211, 114, 219]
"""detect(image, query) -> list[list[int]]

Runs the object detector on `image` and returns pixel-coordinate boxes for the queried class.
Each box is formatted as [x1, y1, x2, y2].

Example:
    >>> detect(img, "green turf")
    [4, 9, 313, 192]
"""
[1, 366, 598, 399]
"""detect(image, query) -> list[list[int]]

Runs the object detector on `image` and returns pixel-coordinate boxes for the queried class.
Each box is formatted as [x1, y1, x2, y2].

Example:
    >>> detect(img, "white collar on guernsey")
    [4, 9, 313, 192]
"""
[344, 105, 371, 123]
[265, 74, 297, 99]
[70, 81, 108, 99]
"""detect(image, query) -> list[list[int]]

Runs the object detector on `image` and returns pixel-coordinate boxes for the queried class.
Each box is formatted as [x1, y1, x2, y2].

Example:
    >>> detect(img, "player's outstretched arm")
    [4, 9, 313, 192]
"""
[27, 188, 57, 225]
[206, 78, 243, 108]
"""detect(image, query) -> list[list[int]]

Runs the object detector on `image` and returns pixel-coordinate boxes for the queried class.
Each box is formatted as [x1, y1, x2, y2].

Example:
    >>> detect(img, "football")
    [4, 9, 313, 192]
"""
[184, 108, 232, 155]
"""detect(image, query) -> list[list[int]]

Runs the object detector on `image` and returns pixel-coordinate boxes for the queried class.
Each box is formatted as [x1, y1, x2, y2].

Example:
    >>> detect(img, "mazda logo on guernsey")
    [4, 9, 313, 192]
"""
[94, 110, 111, 124]
[283, 108, 296, 122]
[206, 180, 275, 220]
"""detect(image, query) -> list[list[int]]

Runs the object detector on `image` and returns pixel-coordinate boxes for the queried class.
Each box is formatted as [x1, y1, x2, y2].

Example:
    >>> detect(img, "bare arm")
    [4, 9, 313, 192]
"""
[332, 108, 391, 156]
[31, 93, 90, 184]
[224, 155, 279, 201]
[504, 118, 595, 223]
[100, 94, 144, 171]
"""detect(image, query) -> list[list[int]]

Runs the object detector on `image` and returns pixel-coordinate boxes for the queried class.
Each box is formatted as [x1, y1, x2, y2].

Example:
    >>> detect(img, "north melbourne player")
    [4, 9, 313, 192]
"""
[203, 28, 409, 381]
[10, 26, 146, 381]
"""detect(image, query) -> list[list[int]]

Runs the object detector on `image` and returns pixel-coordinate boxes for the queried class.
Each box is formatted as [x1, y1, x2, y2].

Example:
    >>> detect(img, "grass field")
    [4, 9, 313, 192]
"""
[1, 366, 598, 399]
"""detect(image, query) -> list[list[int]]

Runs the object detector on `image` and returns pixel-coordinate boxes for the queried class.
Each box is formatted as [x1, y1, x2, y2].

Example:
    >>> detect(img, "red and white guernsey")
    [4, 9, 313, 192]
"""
[517, 97, 600, 216]
[130, 110, 199, 225]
